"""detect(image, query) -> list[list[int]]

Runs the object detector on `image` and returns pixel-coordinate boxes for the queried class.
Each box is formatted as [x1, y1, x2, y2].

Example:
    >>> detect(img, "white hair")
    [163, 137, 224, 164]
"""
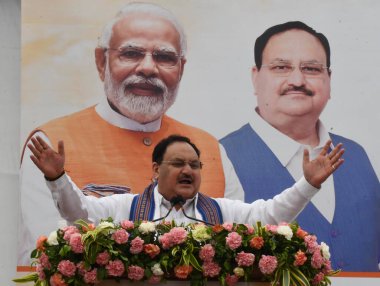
[98, 2, 187, 56]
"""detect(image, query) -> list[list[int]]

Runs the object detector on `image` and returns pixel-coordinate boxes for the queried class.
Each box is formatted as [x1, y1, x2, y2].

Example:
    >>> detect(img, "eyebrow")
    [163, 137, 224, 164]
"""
[117, 43, 177, 54]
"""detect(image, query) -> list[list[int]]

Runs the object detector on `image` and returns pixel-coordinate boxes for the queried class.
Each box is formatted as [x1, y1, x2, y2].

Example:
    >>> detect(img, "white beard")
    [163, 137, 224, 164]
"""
[104, 64, 179, 123]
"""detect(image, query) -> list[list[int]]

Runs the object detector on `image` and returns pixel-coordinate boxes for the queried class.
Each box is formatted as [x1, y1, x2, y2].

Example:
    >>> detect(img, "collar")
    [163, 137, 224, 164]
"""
[95, 96, 162, 132]
[249, 108, 331, 167]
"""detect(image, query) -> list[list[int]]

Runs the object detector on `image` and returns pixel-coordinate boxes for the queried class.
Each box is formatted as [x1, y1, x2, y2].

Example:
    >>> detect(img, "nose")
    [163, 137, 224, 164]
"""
[135, 54, 159, 77]
[180, 162, 193, 174]
[287, 67, 306, 87]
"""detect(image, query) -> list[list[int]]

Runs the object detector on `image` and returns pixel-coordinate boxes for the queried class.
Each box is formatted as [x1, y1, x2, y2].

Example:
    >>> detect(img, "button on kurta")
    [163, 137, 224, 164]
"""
[143, 137, 152, 146]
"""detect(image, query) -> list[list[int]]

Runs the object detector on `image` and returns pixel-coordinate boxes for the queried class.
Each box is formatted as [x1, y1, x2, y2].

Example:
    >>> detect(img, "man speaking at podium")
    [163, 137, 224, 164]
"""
[27, 134, 343, 228]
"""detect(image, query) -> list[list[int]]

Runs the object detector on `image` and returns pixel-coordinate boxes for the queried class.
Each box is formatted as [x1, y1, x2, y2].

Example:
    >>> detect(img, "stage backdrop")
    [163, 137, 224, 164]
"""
[18, 0, 379, 284]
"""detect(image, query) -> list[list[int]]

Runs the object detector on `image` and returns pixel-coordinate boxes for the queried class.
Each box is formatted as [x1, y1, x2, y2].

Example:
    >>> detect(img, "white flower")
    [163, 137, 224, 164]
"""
[191, 224, 211, 241]
[233, 267, 245, 277]
[98, 221, 115, 229]
[138, 222, 156, 234]
[277, 225, 293, 240]
[151, 263, 164, 276]
[320, 242, 331, 259]
[47, 231, 58, 245]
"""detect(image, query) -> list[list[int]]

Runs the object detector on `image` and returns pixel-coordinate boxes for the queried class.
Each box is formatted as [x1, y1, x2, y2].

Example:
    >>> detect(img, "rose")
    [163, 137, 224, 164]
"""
[151, 263, 164, 276]
[120, 219, 135, 230]
[296, 227, 308, 239]
[226, 232, 242, 250]
[202, 261, 221, 277]
[127, 265, 145, 281]
[311, 249, 324, 269]
[36, 236, 47, 251]
[199, 244, 215, 262]
[233, 267, 245, 277]
[49, 273, 67, 286]
[144, 244, 160, 258]
[106, 259, 125, 277]
[225, 274, 239, 286]
[62, 225, 79, 241]
[57, 260, 76, 277]
[258, 255, 278, 275]
[138, 221, 156, 234]
[69, 233, 84, 253]
[47, 231, 59, 245]
[320, 242, 331, 259]
[112, 229, 129, 244]
[130, 236, 144, 254]
[249, 236, 264, 249]
[169, 227, 187, 245]
[222, 222, 233, 231]
[84, 268, 98, 284]
[96, 251, 110, 265]
[159, 233, 172, 249]
[294, 250, 307, 266]
[304, 235, 319, 253]
[174, 265, 193, 279]
[277, 225, 293, 240]
[235, 251, 255, 267]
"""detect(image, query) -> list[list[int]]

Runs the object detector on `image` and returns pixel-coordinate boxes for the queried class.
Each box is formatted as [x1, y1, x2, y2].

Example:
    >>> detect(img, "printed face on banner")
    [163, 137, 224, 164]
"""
[252, 29, 331, 126]
[97, 13, 186, 123]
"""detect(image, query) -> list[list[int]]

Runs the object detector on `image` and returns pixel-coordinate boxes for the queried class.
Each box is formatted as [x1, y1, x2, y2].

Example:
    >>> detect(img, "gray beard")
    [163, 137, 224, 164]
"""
[104, 67, 178, 124]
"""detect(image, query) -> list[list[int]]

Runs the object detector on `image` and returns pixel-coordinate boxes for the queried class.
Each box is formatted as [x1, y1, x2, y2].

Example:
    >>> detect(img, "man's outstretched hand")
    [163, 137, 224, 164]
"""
[303, 140, 344, 188]
[28, 136, 65, 180]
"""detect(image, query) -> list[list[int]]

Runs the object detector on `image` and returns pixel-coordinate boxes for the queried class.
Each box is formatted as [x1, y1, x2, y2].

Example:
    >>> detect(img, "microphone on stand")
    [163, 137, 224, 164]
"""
[175, 196, 215, 226]
[151, 196, 186, 223]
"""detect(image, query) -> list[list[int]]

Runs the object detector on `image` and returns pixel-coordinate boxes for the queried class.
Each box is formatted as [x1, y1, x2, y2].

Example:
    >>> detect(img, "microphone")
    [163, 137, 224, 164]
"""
[175, 196, 215, 226]
[151, 196, 185, 223]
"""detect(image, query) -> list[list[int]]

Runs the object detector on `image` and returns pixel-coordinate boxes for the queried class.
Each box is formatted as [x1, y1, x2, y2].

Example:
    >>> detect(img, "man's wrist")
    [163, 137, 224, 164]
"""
[45, 170, 65, 181]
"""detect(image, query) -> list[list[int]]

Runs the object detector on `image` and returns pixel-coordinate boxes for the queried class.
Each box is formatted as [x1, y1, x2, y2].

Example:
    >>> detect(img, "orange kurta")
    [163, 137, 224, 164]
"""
[24, 106, 225, 197]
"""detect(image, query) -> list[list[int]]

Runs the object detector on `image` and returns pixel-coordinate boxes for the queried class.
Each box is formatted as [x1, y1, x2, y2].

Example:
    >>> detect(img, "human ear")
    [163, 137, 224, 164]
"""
[95, 47, 107, 81]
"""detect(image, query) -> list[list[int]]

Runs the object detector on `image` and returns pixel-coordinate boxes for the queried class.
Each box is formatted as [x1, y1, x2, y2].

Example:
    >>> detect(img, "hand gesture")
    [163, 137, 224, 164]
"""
[303, 140, 344, 188]
[28, 136, 65, 180]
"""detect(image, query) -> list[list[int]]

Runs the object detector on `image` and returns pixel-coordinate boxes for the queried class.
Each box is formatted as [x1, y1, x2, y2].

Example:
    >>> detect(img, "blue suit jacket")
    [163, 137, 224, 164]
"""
[220, 123, 380, 271]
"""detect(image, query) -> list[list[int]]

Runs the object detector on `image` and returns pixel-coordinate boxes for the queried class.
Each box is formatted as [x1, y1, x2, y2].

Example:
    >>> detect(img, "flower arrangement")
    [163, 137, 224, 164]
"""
[14, 219, 339, 286]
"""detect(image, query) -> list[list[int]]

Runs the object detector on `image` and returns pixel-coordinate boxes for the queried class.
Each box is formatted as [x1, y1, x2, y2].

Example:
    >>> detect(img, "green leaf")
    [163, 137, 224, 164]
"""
[189, 253, 202, 272]
[282, 269, 290, 286]
[12, 273, 39, 283]
[290, 267, 310, 286]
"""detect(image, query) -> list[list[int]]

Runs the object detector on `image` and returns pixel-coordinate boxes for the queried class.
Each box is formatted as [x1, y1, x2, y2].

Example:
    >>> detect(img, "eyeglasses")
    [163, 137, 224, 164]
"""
[106, 47, 182, 68]
[261, 61, 330, 77]
[161, 160, 203, 170]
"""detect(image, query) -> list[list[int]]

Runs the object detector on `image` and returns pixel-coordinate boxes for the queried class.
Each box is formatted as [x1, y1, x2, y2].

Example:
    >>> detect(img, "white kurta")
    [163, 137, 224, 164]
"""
[48, 173, 319, 226]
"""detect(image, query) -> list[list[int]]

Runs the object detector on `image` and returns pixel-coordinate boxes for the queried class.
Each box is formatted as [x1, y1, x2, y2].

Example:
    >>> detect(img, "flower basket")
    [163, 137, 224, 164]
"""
[14, 219, 339, 286]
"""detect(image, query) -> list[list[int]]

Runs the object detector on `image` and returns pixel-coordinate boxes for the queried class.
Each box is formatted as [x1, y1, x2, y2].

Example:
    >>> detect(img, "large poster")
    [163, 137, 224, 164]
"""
[20, 0, 379, 279]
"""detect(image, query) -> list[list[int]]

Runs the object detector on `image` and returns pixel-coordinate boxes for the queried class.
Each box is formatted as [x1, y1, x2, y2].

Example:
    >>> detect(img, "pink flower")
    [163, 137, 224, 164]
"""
[76, 261, 87, 276]
[106, 259, 125, 277]
[112, 229, 129, 244]
[120, 220, 135, 230]
[148, 275, 162, 284]
[69, 233, 84, 253]
[250, 236, 264, 249]
[169, 227, 187, 245]
[130, 236, 144, 254]
[36, 264, 45, 280]
[39, 252, 51, 269]
[57, 260, 76, 277]
[36, 236, 47, 251]
[265, 224, 278, 233]
[222, 222, 233, 231]
[323, 260, 333, 274]
[84, 268, 98, 284]
[127, 265, 145, 281]
[258, 255, 278, 275]
[226, 232, 242, 250]
[50, 273, 67, 286]
[159, 233, 172, 249]
[144, 244, 161, 258]
[199, 244, 215, 262]
[236, 251, 255, 267]
[62, 226, 79, 241]
[225, 274, 239, 286]
[304, 235, 319, 253]
[174, 265, 193, 279]
[202, 261, 221, 277]
[311, 249, 324, 269]
[296, 227, 308, 239]
[96, 251, 111, 265]
[244, 224, 255, 234]
[312, 272, 325, 285]
[294, 250, 307, 266]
